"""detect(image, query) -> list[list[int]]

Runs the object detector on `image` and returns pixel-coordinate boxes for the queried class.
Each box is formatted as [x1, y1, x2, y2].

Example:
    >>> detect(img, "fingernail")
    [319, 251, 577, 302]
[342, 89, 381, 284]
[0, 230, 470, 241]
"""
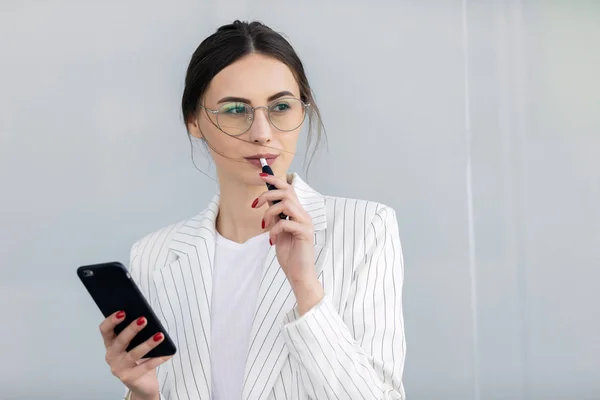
[116, 311, 125, 319]
[259, 173, 269, 177]
[137, 317, 146, 326]
[153, 332, 164, 342]
[269, 238, 273, 246]
[252, 198, 258, 208]
[261, 219, 265, 229]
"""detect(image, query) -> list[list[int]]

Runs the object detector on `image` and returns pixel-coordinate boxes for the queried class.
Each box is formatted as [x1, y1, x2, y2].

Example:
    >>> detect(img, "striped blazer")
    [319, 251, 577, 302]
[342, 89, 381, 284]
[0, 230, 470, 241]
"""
[127, 173, 406, 400]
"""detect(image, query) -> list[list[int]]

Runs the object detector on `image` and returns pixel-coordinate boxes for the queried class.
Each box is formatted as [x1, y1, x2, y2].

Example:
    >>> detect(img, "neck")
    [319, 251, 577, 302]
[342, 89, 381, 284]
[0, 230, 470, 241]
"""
[216, 172, 291, 243]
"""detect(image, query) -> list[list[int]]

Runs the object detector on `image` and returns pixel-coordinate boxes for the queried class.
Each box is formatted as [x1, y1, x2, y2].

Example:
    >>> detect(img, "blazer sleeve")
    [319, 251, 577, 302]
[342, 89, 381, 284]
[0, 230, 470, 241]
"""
[281, 205, 406, 399]
[122, 240, 168, 400]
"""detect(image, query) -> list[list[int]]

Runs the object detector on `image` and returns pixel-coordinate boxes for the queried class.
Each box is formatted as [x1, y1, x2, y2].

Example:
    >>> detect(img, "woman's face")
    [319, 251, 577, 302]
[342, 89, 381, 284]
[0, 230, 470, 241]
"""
[187, 53, 304, 186]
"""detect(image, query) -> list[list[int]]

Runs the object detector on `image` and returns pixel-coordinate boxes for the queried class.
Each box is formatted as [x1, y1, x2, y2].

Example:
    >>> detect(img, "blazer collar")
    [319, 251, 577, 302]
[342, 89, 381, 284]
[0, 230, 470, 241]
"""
[163, 173, 329, 400]
[184, 172, 327, 239]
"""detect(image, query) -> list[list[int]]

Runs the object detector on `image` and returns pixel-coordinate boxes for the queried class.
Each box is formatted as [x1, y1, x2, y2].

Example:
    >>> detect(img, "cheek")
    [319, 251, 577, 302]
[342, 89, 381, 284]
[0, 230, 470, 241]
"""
[280, 131, 300, 153]
[200, 119, 240, 154]
[198, 117, 221, 142]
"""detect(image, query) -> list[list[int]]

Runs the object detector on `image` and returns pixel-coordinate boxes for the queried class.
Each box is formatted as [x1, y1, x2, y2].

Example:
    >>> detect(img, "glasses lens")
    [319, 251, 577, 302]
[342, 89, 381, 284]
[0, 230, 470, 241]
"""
[217, 102, 253, 135]
[268, 98, 306, 131]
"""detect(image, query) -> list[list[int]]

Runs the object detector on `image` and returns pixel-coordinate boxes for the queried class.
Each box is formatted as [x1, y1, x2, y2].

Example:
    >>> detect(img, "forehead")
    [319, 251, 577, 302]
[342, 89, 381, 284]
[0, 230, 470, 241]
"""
[204, 53, 300, 104]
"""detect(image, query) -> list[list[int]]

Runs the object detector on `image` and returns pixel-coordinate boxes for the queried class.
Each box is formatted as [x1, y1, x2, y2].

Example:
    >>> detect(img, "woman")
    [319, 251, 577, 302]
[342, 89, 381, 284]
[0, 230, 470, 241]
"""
[98, 20, 406, 400]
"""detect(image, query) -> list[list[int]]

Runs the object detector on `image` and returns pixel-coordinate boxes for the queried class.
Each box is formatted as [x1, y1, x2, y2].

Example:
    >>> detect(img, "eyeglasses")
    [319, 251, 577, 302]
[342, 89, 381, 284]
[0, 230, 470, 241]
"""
[199, 97, 310, 136]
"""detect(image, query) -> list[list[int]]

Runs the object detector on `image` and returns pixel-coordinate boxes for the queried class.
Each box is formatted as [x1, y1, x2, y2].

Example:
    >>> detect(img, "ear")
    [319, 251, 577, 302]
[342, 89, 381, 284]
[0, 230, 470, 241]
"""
[186, 117, 204, 140]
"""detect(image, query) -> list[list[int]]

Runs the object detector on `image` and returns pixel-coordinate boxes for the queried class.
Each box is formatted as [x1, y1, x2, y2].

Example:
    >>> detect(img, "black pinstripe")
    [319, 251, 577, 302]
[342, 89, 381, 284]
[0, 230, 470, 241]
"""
[125, 174, 405, 400]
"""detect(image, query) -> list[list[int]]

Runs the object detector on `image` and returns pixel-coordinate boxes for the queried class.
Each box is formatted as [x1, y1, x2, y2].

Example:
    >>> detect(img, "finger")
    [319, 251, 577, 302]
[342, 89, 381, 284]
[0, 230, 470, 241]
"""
[127, 332, 166, 362]
[130, 355, 173, 377]
[111, 316, 148, 353]
[259, 173, 291, 190]
[270, 219, 313, 244]
[263, 200, 308, 227]
[99, 310, 126, 348]
[119, 355, 174, 387]
[255, 189, 296, 208]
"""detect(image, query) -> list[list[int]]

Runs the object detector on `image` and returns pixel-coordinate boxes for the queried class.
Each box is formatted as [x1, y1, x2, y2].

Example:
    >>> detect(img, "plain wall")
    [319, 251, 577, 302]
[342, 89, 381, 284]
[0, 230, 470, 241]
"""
[1, 1, 598, 399]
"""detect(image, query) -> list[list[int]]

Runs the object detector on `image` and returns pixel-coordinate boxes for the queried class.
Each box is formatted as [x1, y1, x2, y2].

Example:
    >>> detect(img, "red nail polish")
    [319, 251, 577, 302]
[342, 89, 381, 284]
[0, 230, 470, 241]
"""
[261, 219, 265, 229]
[116, 311, 125, 319]
[269, 238, 273, 246]
[252, 198, 258, 208]
[153, 332, 164, 342]
[137, 317, 146, 326]
[259, 173, 268, 177]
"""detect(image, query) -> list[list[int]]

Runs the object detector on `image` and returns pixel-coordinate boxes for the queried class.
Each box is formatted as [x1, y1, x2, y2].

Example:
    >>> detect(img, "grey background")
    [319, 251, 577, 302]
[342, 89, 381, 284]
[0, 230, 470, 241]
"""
[1, 1, 599, 399]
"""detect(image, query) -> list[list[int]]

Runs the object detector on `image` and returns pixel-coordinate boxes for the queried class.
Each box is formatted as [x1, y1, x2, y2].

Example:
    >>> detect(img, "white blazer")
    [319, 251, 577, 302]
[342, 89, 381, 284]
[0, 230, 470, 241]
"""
[127, 173, 406, 400]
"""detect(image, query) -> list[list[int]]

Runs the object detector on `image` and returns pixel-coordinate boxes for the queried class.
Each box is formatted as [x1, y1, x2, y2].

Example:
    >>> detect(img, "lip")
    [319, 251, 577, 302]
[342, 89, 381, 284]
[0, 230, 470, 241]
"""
[245, 153, 279, 167]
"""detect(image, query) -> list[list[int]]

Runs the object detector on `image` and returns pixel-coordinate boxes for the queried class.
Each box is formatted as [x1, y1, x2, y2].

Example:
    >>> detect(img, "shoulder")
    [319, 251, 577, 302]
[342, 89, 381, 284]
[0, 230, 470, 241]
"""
[129, 220, 181, 259]
[321, 195, 399, 232]
[318, 194, 403, 278]
[128, 209, 208, 267]
[293, 174, 399, 235]
[319, 194, 401, 261]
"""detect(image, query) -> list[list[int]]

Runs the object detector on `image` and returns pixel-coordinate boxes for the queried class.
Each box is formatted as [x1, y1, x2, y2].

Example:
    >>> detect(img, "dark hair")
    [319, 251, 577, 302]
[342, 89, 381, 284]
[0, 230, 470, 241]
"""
[181, 20, 326, 177]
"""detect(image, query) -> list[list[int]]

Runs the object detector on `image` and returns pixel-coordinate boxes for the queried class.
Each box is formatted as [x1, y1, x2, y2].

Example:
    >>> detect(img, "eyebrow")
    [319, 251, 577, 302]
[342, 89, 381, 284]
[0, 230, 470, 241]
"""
[216, 90, 296, 105]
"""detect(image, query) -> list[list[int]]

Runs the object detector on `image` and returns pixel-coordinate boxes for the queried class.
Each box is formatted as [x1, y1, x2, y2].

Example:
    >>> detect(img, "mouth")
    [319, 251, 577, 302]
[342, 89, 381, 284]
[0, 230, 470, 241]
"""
[244, 153, 279, 167]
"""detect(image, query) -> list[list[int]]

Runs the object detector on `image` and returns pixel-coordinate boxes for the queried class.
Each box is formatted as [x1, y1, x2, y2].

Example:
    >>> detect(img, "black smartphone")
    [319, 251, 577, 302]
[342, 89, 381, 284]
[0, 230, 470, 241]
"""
[77, 261, 176, 358]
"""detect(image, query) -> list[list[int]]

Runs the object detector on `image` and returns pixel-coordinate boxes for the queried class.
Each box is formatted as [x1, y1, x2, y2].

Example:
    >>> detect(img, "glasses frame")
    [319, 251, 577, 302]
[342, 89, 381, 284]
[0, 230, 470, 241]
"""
[198, 97, 311, 136]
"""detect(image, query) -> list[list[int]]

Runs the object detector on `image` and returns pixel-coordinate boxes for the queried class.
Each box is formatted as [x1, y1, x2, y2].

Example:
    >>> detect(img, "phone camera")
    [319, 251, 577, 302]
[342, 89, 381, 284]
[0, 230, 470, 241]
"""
[82, 270, 94, 277]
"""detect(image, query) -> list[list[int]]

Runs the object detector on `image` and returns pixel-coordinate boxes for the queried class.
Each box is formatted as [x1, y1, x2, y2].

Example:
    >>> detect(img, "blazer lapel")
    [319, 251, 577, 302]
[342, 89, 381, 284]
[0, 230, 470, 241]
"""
[242, 173, 329, 400]
[152, 175, 328, 400]
[152, 196, 220, 400]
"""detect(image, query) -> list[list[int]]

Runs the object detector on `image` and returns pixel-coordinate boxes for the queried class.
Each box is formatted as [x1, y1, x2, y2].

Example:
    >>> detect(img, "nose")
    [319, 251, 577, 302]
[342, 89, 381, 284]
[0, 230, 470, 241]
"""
[248, 107, 272, 144]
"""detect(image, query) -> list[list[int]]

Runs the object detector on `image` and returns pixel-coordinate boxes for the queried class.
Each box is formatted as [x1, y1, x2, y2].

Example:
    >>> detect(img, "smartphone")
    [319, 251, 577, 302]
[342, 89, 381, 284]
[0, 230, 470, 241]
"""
[77, 261, 177, 358]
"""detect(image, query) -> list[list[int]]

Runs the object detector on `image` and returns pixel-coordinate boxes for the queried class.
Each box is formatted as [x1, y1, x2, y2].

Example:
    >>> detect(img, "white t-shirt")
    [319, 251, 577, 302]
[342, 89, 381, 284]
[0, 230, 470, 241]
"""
[210, 231, 271, 400]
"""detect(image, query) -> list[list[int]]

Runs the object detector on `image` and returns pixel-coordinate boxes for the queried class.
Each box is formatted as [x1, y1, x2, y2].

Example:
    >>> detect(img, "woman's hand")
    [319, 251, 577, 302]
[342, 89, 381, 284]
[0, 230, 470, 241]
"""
[254, 173, 324, 314]
[99, 311, 172, 400]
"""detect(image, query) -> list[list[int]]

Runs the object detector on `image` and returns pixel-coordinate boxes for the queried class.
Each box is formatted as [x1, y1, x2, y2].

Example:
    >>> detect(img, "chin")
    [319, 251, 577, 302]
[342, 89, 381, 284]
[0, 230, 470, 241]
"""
[240, 168, 268, 186]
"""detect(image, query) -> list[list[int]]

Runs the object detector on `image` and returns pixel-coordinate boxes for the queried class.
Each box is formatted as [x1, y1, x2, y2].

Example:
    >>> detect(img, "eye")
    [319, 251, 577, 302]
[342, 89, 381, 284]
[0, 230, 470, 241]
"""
[271, 102, 291, 113]
[221, 102, 250, 115]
